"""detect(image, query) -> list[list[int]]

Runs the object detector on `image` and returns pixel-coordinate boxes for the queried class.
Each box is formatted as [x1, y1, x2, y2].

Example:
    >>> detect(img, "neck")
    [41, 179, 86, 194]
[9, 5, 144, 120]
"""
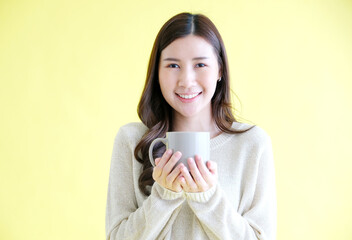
[172, 112, 221, 138]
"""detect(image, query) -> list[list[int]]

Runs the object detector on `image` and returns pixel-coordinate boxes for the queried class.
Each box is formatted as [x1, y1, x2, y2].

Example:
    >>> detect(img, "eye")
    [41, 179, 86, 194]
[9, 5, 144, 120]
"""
[167, 64, 180, 68]
[196, 63, 206, 68]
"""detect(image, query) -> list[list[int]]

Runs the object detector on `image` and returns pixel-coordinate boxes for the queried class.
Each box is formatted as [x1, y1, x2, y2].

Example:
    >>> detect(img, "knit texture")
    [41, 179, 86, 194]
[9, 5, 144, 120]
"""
[106, 122, 276, 240]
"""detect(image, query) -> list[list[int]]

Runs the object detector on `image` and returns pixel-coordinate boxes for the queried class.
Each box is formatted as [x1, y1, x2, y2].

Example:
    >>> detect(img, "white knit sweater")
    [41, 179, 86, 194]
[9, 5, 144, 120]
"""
[106, 122, 276, 240]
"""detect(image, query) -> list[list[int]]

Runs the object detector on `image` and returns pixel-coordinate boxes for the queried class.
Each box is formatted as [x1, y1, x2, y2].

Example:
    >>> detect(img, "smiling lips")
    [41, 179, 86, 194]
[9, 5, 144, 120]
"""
[176, 92, 202, 102]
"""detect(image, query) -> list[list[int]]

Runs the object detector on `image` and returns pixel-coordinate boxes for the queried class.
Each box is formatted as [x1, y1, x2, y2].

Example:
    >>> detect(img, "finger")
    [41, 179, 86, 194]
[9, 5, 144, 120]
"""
[181, 162, 198, 191]
[195, 155, 210, 176]
[152, 158, 162, 180]
[179, 172, 189, 191]
[178, 175, 186, 185]
[156, 149, 173, 169]
[152, 150, 172, 179]
[174, 174, 185, 192]
[195, 155, 212, 183]
[170, 170, 183, 192]
[188, 157, 207, 191]
[179, 175, 187, 190]
[161, 151, 182, 178]
[166, 164, 183, 185]
[207, 161, 218, 175]
[163, 151, 182, 174]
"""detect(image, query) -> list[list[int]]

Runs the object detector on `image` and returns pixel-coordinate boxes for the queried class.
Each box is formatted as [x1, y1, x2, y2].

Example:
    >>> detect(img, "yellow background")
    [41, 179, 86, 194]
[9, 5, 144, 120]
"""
[1, 0, 351, 239]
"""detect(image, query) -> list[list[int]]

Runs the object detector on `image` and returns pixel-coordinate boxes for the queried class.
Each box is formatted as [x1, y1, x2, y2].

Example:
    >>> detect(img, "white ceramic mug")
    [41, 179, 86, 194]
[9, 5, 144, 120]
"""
[149, 132, 210, 168]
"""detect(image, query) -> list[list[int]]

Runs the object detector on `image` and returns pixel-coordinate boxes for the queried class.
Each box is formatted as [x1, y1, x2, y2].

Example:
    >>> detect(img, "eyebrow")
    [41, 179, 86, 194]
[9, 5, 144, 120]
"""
[163, 57, 209, 61]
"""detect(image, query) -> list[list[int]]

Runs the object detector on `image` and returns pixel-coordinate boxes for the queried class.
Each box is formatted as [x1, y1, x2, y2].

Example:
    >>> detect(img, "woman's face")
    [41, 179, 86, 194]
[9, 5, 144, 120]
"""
[158, 35, 221, 120]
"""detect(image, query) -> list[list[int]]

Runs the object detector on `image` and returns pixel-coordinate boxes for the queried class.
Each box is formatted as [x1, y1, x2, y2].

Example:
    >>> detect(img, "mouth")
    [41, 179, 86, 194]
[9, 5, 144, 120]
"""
[176, 92, 202, 100]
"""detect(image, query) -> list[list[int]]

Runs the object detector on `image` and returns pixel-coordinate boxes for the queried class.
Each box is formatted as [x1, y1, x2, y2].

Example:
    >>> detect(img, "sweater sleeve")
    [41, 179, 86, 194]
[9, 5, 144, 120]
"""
[186, 136, 277, 240]
[105, 126, 185, 240]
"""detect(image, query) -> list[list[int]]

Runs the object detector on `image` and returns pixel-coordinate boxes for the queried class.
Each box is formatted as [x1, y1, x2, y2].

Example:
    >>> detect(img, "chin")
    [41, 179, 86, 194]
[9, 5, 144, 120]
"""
[178, 110, 201, 119]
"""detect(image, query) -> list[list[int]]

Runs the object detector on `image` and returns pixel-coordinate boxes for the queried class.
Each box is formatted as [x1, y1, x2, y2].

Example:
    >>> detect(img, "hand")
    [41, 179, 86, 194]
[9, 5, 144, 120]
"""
[179, 155, 218, 193]
[152, 149, 184, 193]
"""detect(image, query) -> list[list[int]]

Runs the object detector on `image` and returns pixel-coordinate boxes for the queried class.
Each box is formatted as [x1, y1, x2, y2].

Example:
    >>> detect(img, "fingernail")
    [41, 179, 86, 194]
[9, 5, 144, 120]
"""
[175, 151, 182, 157]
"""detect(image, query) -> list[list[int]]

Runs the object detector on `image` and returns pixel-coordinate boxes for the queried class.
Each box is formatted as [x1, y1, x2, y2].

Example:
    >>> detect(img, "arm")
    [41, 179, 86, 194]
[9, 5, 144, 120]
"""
[106, 127, 185, 240]
[182, 137, 277, 240]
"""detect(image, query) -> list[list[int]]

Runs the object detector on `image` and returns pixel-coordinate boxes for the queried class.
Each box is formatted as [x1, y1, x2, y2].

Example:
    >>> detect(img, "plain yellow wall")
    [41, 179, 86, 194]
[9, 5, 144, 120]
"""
[1, 0, 351, 239]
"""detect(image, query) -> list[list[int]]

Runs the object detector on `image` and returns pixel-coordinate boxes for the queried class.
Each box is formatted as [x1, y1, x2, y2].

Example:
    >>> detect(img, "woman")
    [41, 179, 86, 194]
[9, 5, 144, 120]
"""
[106, 12, 276, 240]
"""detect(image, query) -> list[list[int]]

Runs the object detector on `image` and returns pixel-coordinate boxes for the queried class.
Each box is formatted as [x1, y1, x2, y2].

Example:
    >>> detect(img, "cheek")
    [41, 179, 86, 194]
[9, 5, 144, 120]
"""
[158, 73, 174, 100]
[159, 80, 168, 98]
[158, 70, 168, 91]
[199, 73, 218, 91]
[159, 70, 178, 89]
[159, 68, 172, 82]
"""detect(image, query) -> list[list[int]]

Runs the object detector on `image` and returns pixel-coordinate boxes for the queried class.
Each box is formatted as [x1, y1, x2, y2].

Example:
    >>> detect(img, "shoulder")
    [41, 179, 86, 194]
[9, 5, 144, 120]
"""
[229, 122, 274, 164]
[115, 122, 149, 144]
[231, 121, 272, 147]
[119, 122, 148, 134]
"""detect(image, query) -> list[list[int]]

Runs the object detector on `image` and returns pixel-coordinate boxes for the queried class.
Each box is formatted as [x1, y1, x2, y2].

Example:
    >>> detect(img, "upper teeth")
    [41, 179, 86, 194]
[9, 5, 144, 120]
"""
[179, 93, 199, 99]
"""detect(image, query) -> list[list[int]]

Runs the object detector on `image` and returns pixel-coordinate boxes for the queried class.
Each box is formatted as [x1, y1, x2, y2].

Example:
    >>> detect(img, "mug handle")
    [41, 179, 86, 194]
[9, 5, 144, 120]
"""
[149, 138, 168, 167]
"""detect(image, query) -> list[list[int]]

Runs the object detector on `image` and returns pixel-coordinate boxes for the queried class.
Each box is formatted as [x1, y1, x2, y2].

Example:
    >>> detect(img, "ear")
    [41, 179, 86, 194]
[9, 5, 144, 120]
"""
[217, 69, 222, 80]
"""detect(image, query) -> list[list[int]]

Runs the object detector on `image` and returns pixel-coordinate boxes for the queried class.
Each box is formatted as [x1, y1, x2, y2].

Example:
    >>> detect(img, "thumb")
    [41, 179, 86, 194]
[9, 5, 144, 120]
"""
[207, 161, 217, 174]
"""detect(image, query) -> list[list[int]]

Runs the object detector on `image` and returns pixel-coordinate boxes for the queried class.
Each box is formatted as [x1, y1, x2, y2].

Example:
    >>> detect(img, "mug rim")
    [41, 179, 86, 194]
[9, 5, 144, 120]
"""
[166, 131, 209, 134]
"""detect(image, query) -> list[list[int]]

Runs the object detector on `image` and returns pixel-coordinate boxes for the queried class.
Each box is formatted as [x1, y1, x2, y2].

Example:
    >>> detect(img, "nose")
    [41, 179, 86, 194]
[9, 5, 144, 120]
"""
[177, 66, 196, 88]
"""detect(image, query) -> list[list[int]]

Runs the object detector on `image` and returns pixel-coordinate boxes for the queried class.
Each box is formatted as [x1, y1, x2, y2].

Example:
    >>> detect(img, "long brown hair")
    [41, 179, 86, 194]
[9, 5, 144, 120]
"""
[134, 12, 253, 195]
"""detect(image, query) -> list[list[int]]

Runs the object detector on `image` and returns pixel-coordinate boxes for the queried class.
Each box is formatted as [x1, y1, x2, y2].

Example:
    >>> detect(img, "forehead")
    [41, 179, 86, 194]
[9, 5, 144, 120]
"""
[161, 35, 217, 59]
